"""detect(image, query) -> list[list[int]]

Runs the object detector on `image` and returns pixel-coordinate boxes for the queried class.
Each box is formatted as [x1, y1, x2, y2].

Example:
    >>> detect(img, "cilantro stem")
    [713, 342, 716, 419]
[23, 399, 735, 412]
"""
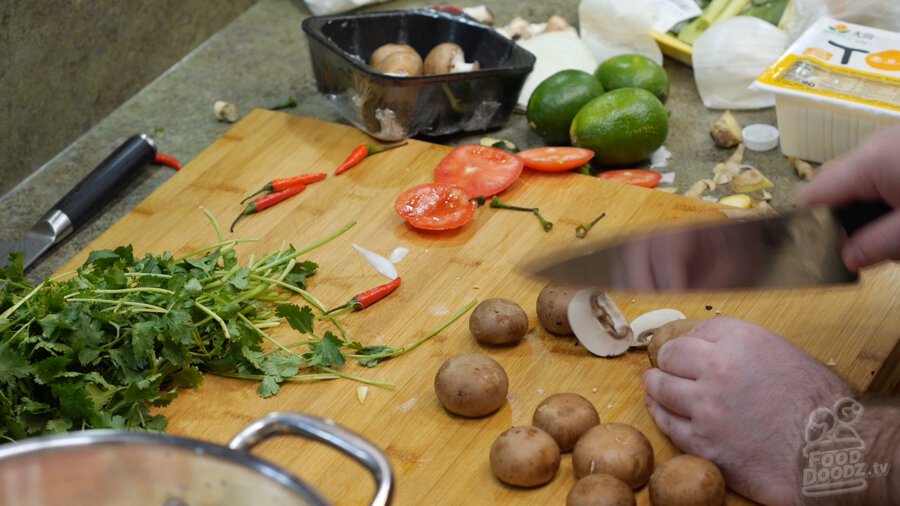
[319, 367, 395, 388]
[177, 239, 258, 262]
[238, 313, 292, 354]
[202, 207, 225, 243]
[346, 298, 477, 360]
[194, 301, 229, 339]
[82, 287, 175, 296]
[294, 221, 357, 258]
[248, 274, 328, 312]
[214, 370, 341, 383]
[66, 298, 167, 313]
[0, 280, 45, 320]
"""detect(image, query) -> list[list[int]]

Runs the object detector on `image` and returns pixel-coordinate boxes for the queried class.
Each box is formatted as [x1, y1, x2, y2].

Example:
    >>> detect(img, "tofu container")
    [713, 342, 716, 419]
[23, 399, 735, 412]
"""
[752, 18, 900, 163]
[301, 9, 536, 141]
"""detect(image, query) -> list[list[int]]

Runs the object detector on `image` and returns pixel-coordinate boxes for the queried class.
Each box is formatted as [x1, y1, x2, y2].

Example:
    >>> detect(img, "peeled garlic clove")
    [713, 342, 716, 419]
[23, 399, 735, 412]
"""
[568, 288, 633, 357]
[629, 309, 685, 348]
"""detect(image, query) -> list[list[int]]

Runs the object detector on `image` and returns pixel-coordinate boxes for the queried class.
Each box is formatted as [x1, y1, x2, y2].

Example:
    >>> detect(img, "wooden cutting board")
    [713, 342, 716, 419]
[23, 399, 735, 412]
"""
[59, 110, 900, 505]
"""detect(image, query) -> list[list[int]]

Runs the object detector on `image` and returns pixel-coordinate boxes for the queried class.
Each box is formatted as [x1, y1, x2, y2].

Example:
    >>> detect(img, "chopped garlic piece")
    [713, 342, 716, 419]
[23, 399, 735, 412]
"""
[357, 386, 369, 404]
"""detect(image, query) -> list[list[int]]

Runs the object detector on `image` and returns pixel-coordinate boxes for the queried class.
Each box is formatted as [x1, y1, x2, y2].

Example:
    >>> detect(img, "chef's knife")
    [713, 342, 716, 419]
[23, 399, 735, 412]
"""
[0, 134, 157, 271]
[533, 202, 891, 291]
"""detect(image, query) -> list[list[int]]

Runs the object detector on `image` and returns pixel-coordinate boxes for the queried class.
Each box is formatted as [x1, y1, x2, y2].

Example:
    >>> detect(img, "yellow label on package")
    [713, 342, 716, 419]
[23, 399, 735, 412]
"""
[755, 18, 900, 114]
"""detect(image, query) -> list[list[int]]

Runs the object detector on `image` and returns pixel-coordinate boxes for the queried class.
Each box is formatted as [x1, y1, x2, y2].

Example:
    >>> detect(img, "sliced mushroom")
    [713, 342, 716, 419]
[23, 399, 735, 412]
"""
[424, 42, 480, 74]
[628, 309, 686, 348]
[567, 288, 633, 357]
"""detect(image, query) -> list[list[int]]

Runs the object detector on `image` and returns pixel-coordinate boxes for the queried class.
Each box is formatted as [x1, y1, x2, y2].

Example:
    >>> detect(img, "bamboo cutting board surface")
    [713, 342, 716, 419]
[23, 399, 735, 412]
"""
[59, 110, 900, 505]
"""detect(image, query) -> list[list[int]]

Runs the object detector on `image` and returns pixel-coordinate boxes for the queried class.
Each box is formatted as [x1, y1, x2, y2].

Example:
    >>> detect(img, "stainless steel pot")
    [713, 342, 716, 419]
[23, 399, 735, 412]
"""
[0, 412, 393, 506]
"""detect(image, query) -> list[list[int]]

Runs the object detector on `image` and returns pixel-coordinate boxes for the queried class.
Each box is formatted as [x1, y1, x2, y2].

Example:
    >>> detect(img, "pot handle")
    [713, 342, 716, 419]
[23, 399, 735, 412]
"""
[228, 412, 393, 506]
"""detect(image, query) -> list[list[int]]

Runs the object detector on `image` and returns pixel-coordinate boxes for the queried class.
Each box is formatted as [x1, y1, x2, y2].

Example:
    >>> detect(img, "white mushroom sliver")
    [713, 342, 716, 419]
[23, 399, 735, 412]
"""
[352, 243, 398, 280]
[629, 309, 685, 348]
[567, 288, 633, 357]
[389, 247, 409, 264]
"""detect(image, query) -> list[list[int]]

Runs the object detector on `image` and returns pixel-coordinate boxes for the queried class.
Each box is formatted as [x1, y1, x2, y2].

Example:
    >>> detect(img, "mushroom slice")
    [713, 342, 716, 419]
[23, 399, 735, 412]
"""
[628, 309, 685, 348]
[568, 288, 633, 357]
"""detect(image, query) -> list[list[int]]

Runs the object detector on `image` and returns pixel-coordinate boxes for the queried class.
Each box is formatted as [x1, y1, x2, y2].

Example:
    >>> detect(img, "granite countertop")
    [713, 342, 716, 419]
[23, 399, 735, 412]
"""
[0, 0, 797, 282]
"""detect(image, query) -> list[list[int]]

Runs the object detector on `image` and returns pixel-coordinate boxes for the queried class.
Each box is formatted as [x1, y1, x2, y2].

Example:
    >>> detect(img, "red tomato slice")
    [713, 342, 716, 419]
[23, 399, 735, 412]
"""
[394, 183, 476, 231]
[597, 169, 662, 188]
[518, 147, 595, 172]
[434, 145, 524, 198]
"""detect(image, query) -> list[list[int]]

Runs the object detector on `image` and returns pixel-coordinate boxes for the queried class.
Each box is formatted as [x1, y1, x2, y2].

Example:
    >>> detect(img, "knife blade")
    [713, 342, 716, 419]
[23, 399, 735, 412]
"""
[533, 202, 891, 291]
[0, 134, 157, 271]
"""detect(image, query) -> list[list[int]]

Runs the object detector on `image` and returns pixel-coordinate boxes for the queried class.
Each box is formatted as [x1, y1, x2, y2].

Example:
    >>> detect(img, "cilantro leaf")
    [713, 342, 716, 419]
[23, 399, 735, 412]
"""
[276, 304, 314, 335]
[308, 332, 345, 368]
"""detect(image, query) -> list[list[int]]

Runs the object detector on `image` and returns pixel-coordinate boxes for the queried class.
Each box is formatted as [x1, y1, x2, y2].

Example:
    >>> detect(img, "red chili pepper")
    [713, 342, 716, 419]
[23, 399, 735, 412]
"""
[230, 184, 307, 232]
[325, 277, 401, 315]
[334, 142, 408, 175]
[154, 153, 182, 170]
[240, 172, 327, 204]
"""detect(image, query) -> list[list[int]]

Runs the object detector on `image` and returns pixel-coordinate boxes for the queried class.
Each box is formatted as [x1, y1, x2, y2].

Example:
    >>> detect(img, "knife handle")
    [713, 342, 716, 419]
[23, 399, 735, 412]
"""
[56, 134, 157, 230]
[833, 201, 893, 236]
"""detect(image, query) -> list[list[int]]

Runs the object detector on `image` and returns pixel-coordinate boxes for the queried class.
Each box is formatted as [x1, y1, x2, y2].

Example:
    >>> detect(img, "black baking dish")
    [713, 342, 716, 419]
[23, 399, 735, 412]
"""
[301, 9, 535, 141]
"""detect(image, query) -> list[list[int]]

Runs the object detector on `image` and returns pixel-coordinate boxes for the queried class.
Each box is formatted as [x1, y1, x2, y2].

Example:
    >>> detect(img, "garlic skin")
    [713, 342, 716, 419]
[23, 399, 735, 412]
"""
[693, 16, 788, 110]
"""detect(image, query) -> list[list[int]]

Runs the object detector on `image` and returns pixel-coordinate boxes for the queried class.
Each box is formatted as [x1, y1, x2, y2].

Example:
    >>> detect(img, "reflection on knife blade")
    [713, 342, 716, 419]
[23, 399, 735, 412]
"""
[534, 207, 858, 291]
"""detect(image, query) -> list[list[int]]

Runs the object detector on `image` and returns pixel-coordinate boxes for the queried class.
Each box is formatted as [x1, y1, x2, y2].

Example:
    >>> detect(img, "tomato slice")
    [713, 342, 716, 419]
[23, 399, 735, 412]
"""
[434, 145, 524, 198]
[518, 147, 595, 172]
[394, 183, 477, 231]
[597, 169, 662, 188]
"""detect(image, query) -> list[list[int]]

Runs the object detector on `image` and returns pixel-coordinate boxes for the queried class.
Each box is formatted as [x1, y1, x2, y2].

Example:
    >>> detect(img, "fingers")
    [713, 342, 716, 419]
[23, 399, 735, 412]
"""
[643, 368, 697, 418]
[796, 124, 900, 208]
[655, 335, 716, 379]
[841, 210, 900, 270]
[644, 394, 697, 453]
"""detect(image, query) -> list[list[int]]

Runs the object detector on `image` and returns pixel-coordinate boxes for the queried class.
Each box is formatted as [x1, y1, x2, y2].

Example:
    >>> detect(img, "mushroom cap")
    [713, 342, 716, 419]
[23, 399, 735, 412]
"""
[424, 42, 465, 74]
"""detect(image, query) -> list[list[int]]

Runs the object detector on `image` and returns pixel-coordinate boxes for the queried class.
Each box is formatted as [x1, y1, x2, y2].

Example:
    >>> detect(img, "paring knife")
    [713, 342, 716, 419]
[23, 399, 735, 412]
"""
[533, 202, 891, 291]
[0, 134, 157, 271]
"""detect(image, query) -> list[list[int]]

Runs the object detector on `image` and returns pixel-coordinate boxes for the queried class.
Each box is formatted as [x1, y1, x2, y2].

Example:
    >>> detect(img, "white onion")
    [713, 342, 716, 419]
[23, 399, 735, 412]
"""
[515, 31, 597, 109]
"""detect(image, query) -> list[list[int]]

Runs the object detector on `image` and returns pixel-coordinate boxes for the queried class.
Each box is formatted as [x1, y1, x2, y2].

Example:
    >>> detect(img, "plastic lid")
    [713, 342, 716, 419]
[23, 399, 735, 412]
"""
[742, 124, 780, 151]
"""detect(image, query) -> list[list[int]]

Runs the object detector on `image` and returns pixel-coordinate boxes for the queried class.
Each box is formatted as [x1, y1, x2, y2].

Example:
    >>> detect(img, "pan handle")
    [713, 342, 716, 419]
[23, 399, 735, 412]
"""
[228, 412, 393, 506]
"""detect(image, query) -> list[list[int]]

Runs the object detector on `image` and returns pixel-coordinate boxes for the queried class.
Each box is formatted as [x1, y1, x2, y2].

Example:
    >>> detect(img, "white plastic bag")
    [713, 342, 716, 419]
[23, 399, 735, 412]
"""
[578, 0, 663, 66]
[303, 0, 389, 16]
[693, 16, 788, 110]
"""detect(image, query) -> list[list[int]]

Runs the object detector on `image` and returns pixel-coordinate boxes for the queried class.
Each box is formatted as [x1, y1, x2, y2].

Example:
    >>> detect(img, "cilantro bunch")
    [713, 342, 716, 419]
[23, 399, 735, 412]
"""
[0, 215, 472, 443]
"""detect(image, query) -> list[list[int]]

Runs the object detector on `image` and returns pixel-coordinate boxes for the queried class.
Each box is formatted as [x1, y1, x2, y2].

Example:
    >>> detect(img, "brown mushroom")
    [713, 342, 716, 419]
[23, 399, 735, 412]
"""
[572, 423, 654, 489]
[536, 282, 582, 335]
[649, 454, 726, 506]
[369, 43, 423, 77]
[423, 42, 480, 74]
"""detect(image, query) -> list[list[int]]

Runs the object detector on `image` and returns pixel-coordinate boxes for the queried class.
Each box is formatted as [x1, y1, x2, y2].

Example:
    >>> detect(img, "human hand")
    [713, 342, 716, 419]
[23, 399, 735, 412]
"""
[795, 123, 900, 271]
[642, 317, 850, 505]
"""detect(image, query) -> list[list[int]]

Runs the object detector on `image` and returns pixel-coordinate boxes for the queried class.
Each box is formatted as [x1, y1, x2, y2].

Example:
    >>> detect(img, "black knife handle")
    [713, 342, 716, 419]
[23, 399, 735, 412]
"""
[56, 134, 157, 229]
[833, 201, 893, 236]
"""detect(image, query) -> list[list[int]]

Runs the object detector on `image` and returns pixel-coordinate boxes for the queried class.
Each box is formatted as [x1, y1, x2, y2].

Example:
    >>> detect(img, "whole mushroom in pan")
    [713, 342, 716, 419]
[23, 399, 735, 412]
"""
[424, 42, 480, 74]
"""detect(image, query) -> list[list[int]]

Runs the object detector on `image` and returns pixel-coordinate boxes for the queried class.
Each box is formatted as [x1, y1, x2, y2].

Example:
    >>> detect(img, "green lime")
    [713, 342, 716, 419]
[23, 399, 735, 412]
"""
[526, 70, 605, 145]
[570, 88, 668, 166]
[594, 54, 670, 104]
